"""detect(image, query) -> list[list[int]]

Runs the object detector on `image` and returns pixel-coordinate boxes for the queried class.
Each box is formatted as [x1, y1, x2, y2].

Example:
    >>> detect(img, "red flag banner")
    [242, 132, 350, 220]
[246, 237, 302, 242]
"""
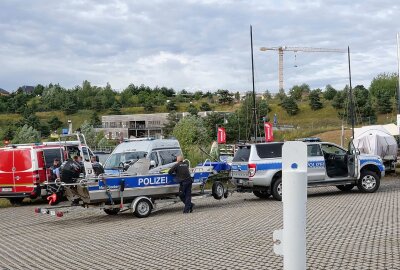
[217, 127, 226, 144]
[264, 122, 274, 142]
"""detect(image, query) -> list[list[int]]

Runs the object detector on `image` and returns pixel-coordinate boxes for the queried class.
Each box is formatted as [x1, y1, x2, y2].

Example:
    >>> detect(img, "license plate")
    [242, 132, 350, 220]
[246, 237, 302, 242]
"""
[50, 210, 56, 216]
[1, 188, 12, 192]
[238, 179, 243, 184]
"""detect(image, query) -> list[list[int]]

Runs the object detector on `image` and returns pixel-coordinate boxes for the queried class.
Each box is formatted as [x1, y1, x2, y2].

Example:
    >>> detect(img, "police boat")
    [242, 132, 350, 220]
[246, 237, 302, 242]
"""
[36, 159, 231, 218]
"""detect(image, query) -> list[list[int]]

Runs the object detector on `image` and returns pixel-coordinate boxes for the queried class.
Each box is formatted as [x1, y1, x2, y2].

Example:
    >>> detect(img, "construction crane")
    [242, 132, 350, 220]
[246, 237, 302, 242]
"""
[259, 46, 346, 91]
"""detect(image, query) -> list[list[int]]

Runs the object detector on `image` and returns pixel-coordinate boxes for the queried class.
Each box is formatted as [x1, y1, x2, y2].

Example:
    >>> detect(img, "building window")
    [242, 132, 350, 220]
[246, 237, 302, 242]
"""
[148, 120, 161, 126]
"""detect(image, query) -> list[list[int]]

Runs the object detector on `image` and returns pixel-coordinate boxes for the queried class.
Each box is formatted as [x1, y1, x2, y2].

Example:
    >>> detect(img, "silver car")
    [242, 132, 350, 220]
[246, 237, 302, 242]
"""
[230, 141, 385, 201]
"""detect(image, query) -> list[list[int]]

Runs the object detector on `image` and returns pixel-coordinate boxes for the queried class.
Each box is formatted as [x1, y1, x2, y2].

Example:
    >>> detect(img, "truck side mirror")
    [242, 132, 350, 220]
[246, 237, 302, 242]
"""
[95, 155, 99, 162]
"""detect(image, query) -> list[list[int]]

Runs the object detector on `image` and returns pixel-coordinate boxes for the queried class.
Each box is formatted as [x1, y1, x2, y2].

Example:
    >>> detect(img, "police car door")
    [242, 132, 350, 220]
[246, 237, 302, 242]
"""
[307, 144, 326, 181]
[347, 140, 359, 178]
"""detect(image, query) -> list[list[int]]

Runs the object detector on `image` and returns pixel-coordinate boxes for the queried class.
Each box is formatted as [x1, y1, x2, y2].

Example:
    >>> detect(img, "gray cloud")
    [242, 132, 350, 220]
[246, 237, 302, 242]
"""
[0, 0, 398, 93]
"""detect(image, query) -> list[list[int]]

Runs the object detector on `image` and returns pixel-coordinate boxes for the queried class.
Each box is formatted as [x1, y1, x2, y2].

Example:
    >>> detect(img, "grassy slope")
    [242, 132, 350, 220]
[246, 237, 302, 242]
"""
[0, 98, 398, 141]
[0, 100, 396, 206]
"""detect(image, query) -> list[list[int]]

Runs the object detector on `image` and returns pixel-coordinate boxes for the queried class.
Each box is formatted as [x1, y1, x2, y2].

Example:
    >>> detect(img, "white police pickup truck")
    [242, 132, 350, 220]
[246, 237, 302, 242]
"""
[230, 140, 385, 201]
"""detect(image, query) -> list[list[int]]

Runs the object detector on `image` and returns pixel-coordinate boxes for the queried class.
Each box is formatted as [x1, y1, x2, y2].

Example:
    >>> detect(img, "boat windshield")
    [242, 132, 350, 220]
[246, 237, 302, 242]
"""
[104, 151, 148, 169]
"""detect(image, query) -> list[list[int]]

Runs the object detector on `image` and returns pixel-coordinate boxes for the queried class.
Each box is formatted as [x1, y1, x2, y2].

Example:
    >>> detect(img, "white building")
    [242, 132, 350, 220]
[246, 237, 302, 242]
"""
[97, 111, 214, 140]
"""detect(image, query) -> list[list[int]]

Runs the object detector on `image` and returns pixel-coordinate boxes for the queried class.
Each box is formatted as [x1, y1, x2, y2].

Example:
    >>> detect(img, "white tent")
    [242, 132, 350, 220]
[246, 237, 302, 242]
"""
[353, 125, 398, 160]
[382, 123, 399, 136]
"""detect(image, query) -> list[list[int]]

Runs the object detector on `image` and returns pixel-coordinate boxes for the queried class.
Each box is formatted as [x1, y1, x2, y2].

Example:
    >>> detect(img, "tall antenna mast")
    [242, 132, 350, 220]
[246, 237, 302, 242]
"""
[347, 46, 355, 139]
[397, 33, 400, 113]
[250, 25, 257, 142]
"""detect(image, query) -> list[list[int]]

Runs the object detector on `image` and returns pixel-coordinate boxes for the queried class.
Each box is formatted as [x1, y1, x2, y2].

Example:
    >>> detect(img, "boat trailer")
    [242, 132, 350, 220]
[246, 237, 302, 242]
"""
[35, 160, 232, 218]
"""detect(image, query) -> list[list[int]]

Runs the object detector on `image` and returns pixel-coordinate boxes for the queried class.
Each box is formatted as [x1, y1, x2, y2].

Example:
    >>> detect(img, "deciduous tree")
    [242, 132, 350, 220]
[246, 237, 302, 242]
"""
[323, 84, 337, 100]
[187, 104, 198, 116]
[12, 125, 40, 143]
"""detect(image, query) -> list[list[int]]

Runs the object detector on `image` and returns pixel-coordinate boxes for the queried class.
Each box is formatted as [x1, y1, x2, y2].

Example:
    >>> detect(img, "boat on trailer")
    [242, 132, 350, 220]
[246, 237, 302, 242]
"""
[35, 159, 231, 218]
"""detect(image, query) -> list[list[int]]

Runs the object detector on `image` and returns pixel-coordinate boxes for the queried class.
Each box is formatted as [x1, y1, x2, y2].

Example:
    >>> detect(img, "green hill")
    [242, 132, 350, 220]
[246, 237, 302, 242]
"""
[0, 98, 398, 144]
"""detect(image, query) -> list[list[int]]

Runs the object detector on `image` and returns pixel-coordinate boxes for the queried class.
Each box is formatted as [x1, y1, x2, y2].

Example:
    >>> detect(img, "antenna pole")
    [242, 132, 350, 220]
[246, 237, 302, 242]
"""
[347, 46, 355, 139]
[397, 33, 400, 113]
[250, 25, 257, 142]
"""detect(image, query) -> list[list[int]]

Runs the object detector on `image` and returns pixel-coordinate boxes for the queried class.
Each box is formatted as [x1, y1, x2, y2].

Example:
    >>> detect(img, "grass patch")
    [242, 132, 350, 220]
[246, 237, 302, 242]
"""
[0, 199, 11, 208]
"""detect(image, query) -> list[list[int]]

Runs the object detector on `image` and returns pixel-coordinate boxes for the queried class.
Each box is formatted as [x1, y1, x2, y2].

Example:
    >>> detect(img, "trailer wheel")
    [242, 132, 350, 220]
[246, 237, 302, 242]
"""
[104, 208, 120, 215]
[212, 181, 224, 200]
[134, 199, 152, 218]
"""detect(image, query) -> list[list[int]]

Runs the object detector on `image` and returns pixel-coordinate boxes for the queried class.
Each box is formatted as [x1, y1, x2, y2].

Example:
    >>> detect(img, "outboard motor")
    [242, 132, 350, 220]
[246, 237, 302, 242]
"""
[92, 162, 105, 176]
[61, 160, 81, 183]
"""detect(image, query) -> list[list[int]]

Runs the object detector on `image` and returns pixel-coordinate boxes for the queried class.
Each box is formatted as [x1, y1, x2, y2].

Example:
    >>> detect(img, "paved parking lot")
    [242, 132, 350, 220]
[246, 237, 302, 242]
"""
[0, 178, 399, 270]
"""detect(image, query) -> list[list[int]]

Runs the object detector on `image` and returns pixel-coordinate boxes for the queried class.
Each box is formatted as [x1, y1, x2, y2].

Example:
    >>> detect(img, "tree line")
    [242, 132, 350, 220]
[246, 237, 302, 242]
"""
[0, 81, 236, 115]
[273, 73, 398, 125]
[0, 72, 398, 148]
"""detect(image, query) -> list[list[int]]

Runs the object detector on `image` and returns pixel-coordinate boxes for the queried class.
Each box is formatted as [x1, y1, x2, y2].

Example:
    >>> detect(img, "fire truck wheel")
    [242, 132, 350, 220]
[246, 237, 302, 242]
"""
[9, 198, 24, 205]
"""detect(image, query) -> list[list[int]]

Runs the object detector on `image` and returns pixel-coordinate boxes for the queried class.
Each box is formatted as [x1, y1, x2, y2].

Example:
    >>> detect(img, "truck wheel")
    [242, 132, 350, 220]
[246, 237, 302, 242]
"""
[357, 170, 380, 193]
[104, 208, 120, 215]
[336, 184, 355, 191]
[272, 178, 282, 201]
[212, 181, 224, 200]
[9, 198, 24, 205]
[253, 190, 271, 199]
[134, 199, 152, 218]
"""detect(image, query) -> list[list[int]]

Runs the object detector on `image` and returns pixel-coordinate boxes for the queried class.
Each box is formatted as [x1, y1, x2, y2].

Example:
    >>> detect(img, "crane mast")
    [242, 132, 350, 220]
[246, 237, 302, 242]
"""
[260, 46, 346, 91]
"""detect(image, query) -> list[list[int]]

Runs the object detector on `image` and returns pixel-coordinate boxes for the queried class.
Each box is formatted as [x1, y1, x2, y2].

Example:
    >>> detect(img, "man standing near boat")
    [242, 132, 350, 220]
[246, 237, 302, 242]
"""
[168, 155, 194, 214]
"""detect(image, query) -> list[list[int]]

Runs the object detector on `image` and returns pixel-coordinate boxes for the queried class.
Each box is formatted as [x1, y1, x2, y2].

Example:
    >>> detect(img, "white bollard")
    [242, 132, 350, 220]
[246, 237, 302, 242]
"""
[274, 141, 307, 270]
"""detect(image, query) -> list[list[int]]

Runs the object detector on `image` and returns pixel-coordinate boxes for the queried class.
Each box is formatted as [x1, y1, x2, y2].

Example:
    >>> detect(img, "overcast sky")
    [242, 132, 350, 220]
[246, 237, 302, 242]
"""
[0, 0, 399, 93]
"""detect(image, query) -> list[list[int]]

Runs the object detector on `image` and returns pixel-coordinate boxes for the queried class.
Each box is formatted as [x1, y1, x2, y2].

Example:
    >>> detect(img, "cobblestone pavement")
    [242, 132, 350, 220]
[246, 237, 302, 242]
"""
[0, 178, 399, 270]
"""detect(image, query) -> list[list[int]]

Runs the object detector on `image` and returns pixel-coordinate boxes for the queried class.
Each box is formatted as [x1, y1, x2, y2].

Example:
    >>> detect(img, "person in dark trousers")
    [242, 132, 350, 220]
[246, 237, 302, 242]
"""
[168, 155, 194, 213]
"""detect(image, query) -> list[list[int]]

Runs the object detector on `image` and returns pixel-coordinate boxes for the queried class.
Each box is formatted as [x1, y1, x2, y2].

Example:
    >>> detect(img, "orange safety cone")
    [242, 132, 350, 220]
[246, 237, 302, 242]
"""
[47, 193, 57, 205]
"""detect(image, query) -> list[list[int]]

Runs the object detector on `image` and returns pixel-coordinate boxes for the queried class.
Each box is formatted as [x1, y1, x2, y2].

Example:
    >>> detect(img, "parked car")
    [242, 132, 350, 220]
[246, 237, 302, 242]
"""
[0, 133, 95, 204]
[230, 140, 385, 201]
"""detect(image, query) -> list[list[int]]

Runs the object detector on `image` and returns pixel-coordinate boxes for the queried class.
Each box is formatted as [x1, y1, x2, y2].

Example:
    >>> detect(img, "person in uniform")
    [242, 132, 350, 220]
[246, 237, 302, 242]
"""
[62, 157, 84, 205]
[91, 156, 104, 176]
[168, 155, 194, 213]
[74, 155, 85, 175]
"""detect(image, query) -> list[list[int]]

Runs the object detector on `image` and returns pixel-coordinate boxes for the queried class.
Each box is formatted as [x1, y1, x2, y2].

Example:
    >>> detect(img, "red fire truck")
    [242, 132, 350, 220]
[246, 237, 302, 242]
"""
[0, 133, 96, 204]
